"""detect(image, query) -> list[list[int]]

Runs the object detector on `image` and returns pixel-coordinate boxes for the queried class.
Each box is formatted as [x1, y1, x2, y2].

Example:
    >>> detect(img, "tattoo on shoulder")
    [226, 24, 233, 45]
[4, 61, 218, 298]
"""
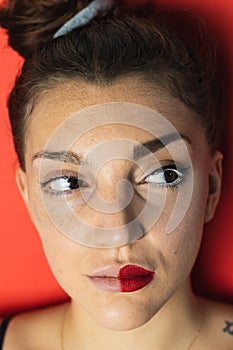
[222, 321, 233, 336]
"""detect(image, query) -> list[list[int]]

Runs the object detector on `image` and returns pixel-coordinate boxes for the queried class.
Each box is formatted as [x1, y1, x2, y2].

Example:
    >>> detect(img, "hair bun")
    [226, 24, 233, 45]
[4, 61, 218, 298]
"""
[0, 0, 92, 58]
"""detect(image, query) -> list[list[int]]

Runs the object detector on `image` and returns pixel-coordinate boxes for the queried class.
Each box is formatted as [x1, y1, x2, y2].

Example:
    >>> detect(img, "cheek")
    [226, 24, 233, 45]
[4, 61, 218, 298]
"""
[25, 186, 99, 300]
[25, 179, 83, 291]
[171, 191, 208, 272]
[148, 170, 209, 283]
[33, 221, 91, 298]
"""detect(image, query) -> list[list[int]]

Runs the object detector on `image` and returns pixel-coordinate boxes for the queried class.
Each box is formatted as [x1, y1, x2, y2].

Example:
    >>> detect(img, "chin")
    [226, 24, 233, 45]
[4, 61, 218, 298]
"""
[87, 298, 160, 331]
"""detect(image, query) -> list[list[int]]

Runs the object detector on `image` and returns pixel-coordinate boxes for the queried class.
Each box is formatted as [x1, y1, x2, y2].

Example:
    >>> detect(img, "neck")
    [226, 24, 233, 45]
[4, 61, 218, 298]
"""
[63, 278, 203, 350]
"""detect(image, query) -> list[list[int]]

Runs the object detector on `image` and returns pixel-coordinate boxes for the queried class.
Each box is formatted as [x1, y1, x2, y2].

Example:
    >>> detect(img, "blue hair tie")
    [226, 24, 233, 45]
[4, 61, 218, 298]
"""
[53, 0, 115, 38]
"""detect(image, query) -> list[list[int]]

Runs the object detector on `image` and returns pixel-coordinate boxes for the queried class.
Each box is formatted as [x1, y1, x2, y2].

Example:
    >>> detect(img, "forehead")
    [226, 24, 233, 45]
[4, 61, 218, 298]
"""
[27, 78, 204, 153]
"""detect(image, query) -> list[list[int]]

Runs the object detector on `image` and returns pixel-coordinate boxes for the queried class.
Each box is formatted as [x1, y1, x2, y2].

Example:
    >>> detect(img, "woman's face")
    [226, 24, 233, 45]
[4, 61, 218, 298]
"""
[16, 78, 222, 331]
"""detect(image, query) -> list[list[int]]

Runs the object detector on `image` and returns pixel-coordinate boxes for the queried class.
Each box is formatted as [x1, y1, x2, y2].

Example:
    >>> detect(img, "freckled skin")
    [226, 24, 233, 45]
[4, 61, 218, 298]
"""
[13, 78, 229, 350]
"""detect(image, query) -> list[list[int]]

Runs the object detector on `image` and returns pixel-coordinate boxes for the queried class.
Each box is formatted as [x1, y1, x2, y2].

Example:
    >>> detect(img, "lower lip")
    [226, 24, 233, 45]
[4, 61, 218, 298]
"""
[88, 265, 155, 293]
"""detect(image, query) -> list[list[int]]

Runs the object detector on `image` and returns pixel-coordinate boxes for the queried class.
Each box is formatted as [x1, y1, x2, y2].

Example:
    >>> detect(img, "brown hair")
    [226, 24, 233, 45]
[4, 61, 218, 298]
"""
[0, 0, 222, 171]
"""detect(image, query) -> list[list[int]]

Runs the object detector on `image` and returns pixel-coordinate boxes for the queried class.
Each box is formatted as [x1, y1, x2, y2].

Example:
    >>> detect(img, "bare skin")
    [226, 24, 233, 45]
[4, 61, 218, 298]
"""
[1, 78, 233, 349]
[2, 285, 233, 349]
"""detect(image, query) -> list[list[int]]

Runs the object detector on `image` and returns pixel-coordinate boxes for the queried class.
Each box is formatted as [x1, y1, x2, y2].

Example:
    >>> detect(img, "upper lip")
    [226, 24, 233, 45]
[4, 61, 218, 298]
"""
[89, 265, 122, 278]
[88, 264, 154, 278]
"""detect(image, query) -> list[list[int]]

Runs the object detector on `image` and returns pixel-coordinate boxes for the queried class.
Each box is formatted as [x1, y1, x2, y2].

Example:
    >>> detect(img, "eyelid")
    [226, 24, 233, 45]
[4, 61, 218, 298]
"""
[148, 164, 183, 177]
[136, 161, 190, 186]
[135, 160, 177, 182]
[40, 175, 74, 189]
[145, 166, 183, 183]
[40, 169, 79, 184]
[39, 170, 85, 196]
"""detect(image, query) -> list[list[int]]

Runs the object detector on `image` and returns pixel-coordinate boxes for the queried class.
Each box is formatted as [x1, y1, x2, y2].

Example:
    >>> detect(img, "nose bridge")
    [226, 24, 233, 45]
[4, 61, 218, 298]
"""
[92, 158, 144, 229]
[96, 158, 132, 202]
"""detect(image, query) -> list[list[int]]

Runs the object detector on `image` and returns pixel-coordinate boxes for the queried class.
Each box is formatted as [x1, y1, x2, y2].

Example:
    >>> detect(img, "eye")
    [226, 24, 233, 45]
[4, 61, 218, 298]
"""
[50, 176, 80, 191]
[40, 175, 86, 195]
[143, 164, 185, 188]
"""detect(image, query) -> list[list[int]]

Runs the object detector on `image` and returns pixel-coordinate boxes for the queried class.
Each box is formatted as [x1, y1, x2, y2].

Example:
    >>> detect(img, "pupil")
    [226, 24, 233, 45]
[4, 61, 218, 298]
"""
[164, 170, 178, 183]
[68, 177, 79, 189]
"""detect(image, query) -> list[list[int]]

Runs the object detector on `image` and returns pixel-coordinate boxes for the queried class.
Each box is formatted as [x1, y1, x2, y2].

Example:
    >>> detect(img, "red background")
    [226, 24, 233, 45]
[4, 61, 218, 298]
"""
[0, 0, 233, 317]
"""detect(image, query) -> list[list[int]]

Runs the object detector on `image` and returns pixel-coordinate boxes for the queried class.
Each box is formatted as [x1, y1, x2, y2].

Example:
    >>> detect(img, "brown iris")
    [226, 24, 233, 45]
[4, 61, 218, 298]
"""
[164, 169, 178, 183]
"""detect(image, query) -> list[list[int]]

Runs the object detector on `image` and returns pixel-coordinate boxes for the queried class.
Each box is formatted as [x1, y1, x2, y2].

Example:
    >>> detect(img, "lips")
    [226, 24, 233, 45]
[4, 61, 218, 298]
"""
[88, 264, 155, 293]
[119, 265, 155, 292]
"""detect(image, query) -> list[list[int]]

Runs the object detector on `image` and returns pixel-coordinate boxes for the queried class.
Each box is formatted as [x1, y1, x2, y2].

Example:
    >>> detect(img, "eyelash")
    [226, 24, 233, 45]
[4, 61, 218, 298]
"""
[40, 163, 188, 196]
[142, 164, 188, 190]
[40, 174, 84, 197]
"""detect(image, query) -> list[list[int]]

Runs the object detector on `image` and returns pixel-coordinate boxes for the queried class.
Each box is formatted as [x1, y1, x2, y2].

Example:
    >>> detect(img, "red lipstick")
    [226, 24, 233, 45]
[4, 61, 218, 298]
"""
[119, 265, 155, 292]
[88, 264, 155, 293]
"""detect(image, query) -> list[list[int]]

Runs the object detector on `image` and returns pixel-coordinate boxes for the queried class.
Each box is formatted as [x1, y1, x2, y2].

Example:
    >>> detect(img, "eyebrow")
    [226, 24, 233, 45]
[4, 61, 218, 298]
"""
[32, 150, 83, 165]
[32, 133, 192, 165]
[133, 133, 192, 160]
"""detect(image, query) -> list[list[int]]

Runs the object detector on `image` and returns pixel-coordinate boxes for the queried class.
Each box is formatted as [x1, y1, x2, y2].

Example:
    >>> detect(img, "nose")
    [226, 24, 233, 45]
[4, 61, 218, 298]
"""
[90, 159, 142, 229]
[97, 159, 132, 201]
[69, 158, 147, 248]
[68, 157, 161, 248]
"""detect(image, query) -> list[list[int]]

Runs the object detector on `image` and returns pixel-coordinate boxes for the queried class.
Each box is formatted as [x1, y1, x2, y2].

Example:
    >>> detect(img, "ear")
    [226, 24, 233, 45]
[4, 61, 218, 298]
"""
[204, 150, 223, 223]
[15, 167, 30, 210]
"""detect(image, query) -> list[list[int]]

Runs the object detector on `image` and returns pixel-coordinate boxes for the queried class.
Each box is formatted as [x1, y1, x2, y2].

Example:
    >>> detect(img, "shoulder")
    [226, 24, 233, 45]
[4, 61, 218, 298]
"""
[2, 302, 68, 350]
[196, 297, 233, 350]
